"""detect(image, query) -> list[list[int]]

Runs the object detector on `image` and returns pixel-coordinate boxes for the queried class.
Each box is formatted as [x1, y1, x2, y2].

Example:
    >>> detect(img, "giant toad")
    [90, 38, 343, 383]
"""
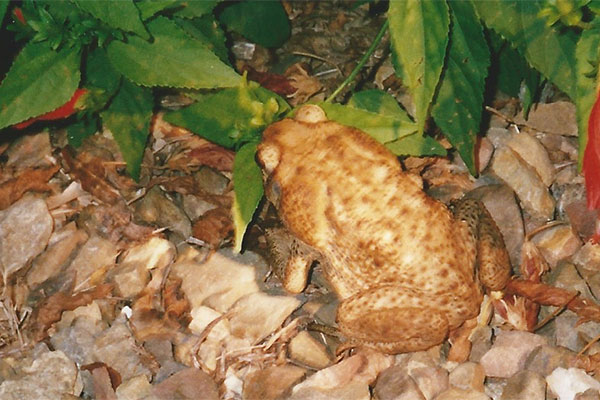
[257, 105, 511, 353]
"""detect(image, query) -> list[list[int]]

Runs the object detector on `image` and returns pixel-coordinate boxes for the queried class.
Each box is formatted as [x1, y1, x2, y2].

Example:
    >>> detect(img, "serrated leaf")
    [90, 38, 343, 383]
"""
[100, 79, 153, 180]
[174, 15, 229, 64]
[384, 134, 446, 157]
[136, 0, 180, 20]
[107, 16, 240, 89]
[0, 42, 80, 129]
[576, 22, 600, 169]
[164, 82, 288, 149]
[172, 0, 219, 18]
[347, 89, 413, 122]
[474, 0, 577, 99]
[431, 0, 489, 175]
[219, 0, 290, 48]
[84, 47, 121, 111]
[232, 142, 263, 252]
[318, 102, 417, 144]
[75, 0, 149, 39]
[346, 90, 444, 156]
[388, 0, 449, 134]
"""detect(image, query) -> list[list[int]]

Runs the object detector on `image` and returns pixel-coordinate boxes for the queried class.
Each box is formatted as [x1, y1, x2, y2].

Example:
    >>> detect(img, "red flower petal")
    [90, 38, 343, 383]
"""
[13, 88, 88, 129]
[584, 92, 600, 210]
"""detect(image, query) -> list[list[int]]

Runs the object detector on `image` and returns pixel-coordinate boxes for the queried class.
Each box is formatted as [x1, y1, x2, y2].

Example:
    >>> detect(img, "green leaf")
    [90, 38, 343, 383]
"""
[0, 1, 8, 27]
[100, 79, 153, 180]
[474, 0, 577, 99]
[346, 90, 445, 156]
[219, 0, 290, 48]
[107, 16, 240, 89]
[575, 21, 600, 168]
[318, 102, 417, 144]
[172, 0, 220, 18]
[388, 0, 450, 134]
[67, 114, 99, 148]
[174, 15, 229, 64]
[431, 0, 489, 175]
[232, 142, 263, 252]
[84, 47, 121, 111]
[136, 0, 180, 20]
[75, 0, 149, 39]
[347, 89, 413, 122]
[0, 42, 81, 129]
[384, 134, 446, 157]
[164, 81, 288, 149]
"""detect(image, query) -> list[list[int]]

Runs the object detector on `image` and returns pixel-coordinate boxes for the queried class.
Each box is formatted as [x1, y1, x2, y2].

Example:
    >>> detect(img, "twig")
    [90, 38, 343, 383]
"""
[325, 19, 389, 103]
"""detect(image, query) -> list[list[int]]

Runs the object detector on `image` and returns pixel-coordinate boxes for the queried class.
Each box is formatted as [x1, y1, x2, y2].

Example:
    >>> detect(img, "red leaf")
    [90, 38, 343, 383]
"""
[13, 88, 88, 129]
[584, 92, 600, 210]
[13, 8, 26, 24]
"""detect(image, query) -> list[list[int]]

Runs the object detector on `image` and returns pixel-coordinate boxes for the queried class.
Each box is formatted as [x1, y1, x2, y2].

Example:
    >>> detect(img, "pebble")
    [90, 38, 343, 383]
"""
[480, 330, 547, 378]
[547, 367, 600, 400]
[434, 387, 490, 400]
[500, 370, 546, 400]
[448, 362, 485, 392]
[530, 225, 582, 268]
[0, 195, 53, 279]
[243, 365, 306, 400]
[525, 345, 575, 377]
[373, 365, 425, 400]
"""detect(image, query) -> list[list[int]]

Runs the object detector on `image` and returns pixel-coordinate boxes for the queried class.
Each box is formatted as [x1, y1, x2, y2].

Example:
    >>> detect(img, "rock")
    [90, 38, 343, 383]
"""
[480, 330, 547, 378]
[50, 301, 107, 366]
[500, 370, 546, 400]
[491, 146, 555, 220]
[152, 367, 219, 400]
[66, 234, 119, 291]
[0, 350, 82, 400]
[548, 262, 595, 301]
[547, 367, 600, 400]
[448, 362, 485, 392]
[143, 338, 185, 383]
[27, 223, 88, 288]
[434, 387, 490, 400]
[531, 225, 582, 268]
[506, 130, 555, 186]
[466, 184, 524, 268]
[228, 291, 301, 344]
[577, 389, 600, 399]
[522, 101, 578, 136]
[564, 200, 598, 242]
[183, 194, 217, 221]
[92, 318, 154, 381]
[0, 195, 53, 280]
[574, 242, 600, 272]
[115, 375, 152, 400]
[405, 351, 449, 399]
[113, 236, 175, 298]
[172, 249, 267, 313]
[6, 131, 54, 170]
[292, 349, 392, 394]
[469, 326, 493, 363]
[243, 364, 306, 400]
[188, 305, 231, 341]
[288, 330, 333, 370]
[525, 345, 575, 377]
[373, 365, 425, 400]
[289, 381, 371, 400]
[553, 311, 600, 353]
[135, 185, 192, 238]
[195, 166, 230, 194]
[477, 137, 494, 173]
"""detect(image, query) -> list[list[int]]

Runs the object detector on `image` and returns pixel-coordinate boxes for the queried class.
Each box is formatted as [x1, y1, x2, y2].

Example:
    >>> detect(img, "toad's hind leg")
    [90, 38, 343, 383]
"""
[452, 198, 512, 291]
[336, 285, 449, 353]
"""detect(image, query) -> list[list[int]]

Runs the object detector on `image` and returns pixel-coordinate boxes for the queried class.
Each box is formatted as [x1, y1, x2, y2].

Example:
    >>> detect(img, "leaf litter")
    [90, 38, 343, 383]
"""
[1, 3, 600, 400]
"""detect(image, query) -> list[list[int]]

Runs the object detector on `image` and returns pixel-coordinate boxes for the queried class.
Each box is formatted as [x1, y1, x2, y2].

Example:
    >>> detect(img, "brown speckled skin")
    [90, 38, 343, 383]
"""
[257, 105, 511, 353]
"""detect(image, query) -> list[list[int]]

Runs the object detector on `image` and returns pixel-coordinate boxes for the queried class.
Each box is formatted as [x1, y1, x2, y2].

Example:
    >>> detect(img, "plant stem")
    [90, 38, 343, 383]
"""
[325, 19, 389, 103]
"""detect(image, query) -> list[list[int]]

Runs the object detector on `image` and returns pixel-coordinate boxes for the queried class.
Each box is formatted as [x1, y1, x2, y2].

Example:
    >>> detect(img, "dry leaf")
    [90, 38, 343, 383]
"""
[192, 207, 233, 248]
[0, 165, 59, 210]
[34, 284, 113, 340]
[61, 148, 122, 205]
[242, 65, 296, 96]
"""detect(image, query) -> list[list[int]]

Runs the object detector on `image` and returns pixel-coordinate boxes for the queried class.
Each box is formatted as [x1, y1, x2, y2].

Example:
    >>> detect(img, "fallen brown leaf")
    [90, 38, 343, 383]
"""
[61, 148, 122, 205]
[0, 165, 59, 210]
[81, 362, 122, 393]
[242, 65, 296, 96]
[192, 207, 233, 248]
[34, 284, 113, 340]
